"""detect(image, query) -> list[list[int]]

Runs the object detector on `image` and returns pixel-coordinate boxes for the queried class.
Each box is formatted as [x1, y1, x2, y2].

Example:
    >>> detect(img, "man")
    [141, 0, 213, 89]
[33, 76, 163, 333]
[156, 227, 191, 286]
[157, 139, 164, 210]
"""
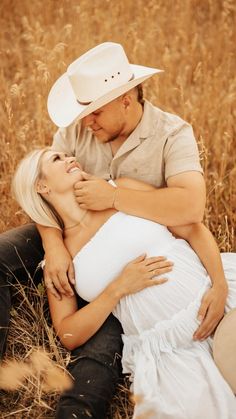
[0, 42, 227, 418]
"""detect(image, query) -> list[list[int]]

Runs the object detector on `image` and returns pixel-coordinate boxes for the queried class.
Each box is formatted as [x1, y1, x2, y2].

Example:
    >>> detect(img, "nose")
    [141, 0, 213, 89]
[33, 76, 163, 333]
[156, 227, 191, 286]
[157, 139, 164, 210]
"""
[82, 113, 95, 127]
[66, 156, 76, 163]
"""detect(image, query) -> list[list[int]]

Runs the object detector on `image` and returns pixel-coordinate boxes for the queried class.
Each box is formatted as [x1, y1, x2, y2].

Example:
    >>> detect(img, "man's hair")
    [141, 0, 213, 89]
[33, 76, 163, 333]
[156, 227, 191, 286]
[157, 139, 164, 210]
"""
[12, 148, 63, 230]
[136, 84, 144, 105]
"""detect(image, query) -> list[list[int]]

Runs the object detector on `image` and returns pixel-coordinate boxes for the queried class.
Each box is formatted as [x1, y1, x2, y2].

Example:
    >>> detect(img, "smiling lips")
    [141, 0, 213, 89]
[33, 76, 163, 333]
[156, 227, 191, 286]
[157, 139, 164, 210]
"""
[67, 163, 81, 174]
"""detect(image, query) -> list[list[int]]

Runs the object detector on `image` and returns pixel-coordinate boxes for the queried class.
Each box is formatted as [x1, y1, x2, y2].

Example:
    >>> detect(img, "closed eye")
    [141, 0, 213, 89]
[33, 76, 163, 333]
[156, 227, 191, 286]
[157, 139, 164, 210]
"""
[52, 154, 61, 161]
[52, 152, 68, 162]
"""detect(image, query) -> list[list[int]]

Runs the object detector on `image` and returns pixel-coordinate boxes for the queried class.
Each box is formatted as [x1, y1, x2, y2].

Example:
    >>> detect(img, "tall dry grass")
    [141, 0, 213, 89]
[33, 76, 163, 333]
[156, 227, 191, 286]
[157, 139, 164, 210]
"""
[0, 0, 235, 417]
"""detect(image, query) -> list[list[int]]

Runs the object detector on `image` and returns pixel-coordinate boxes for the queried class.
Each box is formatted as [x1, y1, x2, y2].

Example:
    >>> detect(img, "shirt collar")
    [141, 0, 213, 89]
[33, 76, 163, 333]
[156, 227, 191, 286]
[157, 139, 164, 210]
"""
[81, 99, 159, 160]
[138, 100, 158, 139]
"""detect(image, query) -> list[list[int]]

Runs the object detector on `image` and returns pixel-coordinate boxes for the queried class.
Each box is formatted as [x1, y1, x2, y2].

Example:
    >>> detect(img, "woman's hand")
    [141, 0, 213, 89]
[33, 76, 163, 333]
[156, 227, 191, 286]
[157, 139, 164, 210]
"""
[110, 254, 172, 299]
[44, 244, 75, 300]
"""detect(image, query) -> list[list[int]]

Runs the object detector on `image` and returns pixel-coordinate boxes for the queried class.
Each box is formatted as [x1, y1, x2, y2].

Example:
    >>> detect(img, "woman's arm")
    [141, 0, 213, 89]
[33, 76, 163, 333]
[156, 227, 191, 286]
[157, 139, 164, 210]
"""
[48, 254, 168, 350]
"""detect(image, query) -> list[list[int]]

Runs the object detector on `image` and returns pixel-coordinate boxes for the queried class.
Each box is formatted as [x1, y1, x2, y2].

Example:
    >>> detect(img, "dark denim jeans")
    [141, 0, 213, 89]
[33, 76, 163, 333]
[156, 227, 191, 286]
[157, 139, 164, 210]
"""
[0, 224, 123, 418]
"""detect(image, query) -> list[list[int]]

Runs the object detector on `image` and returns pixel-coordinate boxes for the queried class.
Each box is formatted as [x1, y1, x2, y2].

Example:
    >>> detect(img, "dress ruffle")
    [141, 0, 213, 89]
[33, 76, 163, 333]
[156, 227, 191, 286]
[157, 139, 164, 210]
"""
[121, 256, 236, 419]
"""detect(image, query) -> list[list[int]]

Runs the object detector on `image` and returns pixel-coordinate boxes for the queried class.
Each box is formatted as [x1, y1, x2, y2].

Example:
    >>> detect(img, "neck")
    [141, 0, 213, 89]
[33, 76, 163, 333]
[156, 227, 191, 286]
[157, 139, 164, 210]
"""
[48, 192, 88, 231]
[110, 101, 143, 154]
[128, 101, 144, 134]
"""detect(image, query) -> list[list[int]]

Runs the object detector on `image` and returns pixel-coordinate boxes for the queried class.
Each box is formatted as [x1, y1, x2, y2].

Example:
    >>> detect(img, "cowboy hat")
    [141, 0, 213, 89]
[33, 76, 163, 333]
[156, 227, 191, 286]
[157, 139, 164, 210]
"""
[47, 42, 163, 127]
[213, 308, 236, 394]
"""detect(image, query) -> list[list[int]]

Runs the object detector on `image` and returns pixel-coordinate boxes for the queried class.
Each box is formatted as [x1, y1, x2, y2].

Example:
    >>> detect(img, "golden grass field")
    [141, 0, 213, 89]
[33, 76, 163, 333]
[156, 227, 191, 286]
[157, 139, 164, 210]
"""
[0, 0, 235, 417]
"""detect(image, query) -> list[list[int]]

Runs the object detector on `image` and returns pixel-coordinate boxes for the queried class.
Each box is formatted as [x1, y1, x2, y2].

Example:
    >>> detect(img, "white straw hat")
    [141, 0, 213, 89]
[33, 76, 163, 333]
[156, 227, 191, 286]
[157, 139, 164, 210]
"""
[47, 42, 163, 127]
[213, 308, 236, 394]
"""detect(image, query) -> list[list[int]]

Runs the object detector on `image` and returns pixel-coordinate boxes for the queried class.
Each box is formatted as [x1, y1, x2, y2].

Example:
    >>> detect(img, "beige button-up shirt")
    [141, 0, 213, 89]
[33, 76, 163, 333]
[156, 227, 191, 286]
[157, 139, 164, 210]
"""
[52, 100, 203, 187]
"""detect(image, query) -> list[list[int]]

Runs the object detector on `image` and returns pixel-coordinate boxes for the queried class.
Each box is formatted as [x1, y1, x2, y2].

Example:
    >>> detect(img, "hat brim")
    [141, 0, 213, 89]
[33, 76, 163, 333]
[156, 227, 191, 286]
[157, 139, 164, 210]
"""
[213, 308, 236, 393]
[47, 64, 163, 127]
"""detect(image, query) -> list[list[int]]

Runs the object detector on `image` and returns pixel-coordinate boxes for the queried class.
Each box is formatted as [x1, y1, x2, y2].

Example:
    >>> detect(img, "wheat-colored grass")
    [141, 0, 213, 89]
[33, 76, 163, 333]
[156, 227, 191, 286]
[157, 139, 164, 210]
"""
[0, 0, 235, 417]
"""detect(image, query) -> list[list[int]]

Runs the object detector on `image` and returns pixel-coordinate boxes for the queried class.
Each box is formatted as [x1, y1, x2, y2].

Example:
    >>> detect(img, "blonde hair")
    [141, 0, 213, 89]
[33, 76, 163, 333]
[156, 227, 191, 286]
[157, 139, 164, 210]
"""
[12, 148, 63, 230]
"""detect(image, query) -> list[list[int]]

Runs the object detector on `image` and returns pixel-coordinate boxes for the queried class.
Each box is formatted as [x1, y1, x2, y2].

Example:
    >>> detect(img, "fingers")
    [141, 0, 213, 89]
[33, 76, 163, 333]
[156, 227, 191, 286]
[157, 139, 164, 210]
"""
[74, 188, 85, 197]
[197, 299, 209, 323]
[193, 316, 218, 340]
[68, 262, 76, 285]
[144, 256, 167, 266]
[44, 272, 74, 298]
[74, 181, 86, 195]
[193, 288, 226, 341]
[133, 254, 147, 263]
[130, 255, 173, 279]
[80, 171, 93, 180]
[44, 280, 61, 300]
[193, 310, 223, 340]
[151, 278, 168, 286]
[74, 187, 89, 208]
[146, 259, 173, 277]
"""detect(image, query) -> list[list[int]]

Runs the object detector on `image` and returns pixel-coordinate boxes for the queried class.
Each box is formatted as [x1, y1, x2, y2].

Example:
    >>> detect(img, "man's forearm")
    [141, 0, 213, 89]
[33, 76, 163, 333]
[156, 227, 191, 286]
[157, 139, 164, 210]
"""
[171, 223, 228, 289]
[75, 171, 205, 225]
[113, 186, 203, 226]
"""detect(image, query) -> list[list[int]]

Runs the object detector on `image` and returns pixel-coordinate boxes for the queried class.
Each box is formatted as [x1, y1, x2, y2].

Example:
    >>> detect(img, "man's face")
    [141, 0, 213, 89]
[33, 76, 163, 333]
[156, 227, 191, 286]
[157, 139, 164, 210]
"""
[81, 96, 127, 143]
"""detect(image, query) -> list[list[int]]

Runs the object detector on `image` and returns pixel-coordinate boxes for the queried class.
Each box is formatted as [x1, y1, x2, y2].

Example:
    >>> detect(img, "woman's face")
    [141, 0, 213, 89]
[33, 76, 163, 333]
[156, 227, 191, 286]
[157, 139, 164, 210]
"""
[38, 150, 83, 195]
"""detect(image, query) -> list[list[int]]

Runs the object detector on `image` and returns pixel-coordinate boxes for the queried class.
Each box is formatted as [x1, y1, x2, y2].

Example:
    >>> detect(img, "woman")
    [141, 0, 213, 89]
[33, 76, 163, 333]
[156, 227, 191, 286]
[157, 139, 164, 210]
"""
[12, 148, 236, 419]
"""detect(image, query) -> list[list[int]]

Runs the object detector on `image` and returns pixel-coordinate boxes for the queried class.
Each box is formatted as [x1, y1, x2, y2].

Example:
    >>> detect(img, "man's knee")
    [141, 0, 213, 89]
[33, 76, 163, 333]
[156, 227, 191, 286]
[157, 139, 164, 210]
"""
[56, 356, 121, 419]
[71, 314, 123, 369]
[56, 315, 123, 418]
[0, 224, 43, 277]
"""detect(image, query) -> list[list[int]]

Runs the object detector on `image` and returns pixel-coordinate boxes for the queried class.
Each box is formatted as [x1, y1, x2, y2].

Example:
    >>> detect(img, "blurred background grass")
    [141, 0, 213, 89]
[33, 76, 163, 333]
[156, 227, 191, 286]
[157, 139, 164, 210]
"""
[1, 0, 235, 249]
[0, 0, 235, 417]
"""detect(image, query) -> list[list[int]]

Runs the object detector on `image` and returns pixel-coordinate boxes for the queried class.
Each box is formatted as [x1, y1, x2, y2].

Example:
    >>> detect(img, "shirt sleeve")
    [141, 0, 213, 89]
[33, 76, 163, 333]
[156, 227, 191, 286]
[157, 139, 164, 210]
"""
[164, 123, 203, 181]
[52, 120, 81, 155]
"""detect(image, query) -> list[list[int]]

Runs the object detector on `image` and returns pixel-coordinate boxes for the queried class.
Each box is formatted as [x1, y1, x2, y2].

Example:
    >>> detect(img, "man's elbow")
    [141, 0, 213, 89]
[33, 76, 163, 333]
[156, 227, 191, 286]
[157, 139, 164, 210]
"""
[185, 189, 205, 223]
[189, 206, 204, 223]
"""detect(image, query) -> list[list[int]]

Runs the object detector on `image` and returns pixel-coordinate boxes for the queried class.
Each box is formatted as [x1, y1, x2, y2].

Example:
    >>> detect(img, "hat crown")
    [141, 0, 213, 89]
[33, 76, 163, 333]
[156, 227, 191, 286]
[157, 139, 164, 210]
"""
[67, 42, 133, 103]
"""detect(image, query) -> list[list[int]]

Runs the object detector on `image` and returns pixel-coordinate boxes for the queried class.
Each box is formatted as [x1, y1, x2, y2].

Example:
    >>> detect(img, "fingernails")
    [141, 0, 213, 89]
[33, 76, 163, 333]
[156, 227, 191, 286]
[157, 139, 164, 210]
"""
[197, 315, 203, 322]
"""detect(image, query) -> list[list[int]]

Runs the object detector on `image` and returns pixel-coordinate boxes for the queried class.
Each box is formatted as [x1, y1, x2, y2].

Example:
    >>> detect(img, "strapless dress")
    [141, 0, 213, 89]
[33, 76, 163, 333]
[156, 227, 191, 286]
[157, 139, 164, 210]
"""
[73, 212, 236, 418]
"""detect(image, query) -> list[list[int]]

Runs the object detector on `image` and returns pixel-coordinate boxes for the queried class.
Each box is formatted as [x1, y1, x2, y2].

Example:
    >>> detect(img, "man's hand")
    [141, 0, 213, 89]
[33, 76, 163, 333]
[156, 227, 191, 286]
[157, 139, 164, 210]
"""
[44, 245, 75, 300]
[193, 283, 228, 340]
[74, 172, 116, 210]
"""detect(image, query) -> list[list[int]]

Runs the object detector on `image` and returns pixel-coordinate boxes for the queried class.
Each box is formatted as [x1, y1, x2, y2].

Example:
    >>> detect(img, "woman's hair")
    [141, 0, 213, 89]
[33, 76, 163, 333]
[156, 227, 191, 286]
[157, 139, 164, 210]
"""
[12, 148, 63, 230]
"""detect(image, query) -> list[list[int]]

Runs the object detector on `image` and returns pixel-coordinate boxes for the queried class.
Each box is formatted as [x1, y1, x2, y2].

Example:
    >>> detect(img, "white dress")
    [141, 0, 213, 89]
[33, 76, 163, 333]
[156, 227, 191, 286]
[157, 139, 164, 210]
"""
[73, 212, 236, 419]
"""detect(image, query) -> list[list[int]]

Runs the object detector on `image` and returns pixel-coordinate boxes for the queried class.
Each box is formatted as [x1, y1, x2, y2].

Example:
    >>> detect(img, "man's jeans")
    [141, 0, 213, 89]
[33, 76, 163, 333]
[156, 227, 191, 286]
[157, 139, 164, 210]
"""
[0, 224, 123, 418]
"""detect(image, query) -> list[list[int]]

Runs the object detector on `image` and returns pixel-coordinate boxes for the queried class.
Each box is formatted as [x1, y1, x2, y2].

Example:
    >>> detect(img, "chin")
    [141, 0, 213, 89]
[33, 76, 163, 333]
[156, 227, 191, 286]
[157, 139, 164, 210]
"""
[94, 132, 108, 142]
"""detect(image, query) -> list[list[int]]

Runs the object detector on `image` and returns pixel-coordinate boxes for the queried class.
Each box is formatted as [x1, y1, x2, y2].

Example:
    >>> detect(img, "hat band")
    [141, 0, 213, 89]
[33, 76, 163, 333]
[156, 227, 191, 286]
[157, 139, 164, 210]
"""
[76, 74, 135, 106]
